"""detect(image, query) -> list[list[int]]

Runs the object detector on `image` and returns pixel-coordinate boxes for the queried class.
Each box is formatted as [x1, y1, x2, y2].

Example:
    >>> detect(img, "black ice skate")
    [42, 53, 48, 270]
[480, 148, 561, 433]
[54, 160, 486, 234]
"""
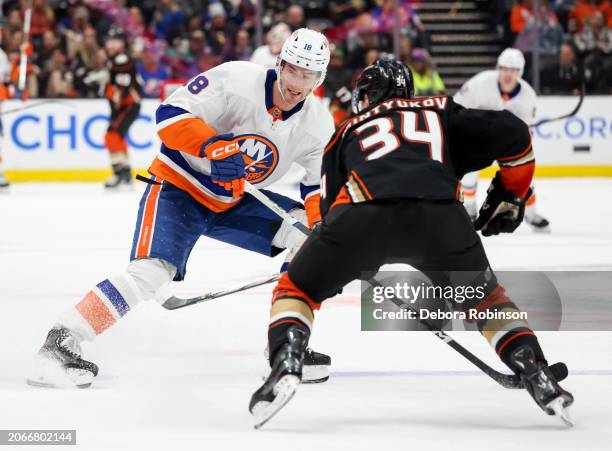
[525, 212, 551, 233]
[104, 165, 133, 190]
[303, 347, 331, 383]
[0, 171, 10, 189]
[512, 345, 574, 427]
[264, 345, 331, 384]
[27, 328, 98, 389]
[250, 326, 308, 429]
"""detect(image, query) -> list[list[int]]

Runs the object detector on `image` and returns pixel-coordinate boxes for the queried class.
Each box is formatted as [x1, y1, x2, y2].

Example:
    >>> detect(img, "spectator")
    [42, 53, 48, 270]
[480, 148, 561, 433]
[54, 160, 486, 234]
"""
[34, 30, 61, 69]
[63, 6, 92, 60]
[574, 11, 612, 91]
[71, 27, 101, 97]
[39, 48, 75, 98]
[80, 48, 109, 98]
[510, 0, 534, 35]
[286, 5, 306, 31]
[399, 34, 413, 67]
[370, 0, 425, 38]
[251, 22, 290, 68]
[410, 48, 446, 96]
[514, 3, 564, 57]
[323, 46, 354, 125]
[574, 11, 612, 54]
[570, 0, 612, 31]
[137, 43, 171, 98]
[541, 42, 585, 94]
[153, 0, 187, 41]
[28, 0, 55, 49]
[204, 2, 235, 59]
[172, 30, 207, 79]
[227, 28, 254, 62]
[231, 0, 258, 35]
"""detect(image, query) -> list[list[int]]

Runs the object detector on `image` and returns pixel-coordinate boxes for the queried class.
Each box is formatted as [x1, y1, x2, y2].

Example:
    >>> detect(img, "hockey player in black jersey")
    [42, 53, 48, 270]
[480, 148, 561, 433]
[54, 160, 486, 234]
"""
[249, 58, 573, 428]
[103, 30, 142, 189]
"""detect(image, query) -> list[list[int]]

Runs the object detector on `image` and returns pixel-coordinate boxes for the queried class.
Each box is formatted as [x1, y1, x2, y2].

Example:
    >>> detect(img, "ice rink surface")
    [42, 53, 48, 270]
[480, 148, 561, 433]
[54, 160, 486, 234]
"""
[1, 178, 611, 451]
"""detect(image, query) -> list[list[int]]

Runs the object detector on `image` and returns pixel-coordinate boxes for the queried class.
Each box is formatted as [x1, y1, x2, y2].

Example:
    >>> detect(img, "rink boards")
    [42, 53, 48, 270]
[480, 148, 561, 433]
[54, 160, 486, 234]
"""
[0, 96, 611, 181]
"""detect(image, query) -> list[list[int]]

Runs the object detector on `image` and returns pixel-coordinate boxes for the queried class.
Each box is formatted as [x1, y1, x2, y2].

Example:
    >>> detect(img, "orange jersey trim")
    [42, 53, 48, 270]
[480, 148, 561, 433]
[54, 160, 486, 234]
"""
[329, 185, 351, 212]
[499, 162, 535, 199]
[273, 273, 320, 311]
[136, 180, 162, 258]
[157, 118, 217, 157]
[304, 193, 321, 227]
[149, 157, 240, 213]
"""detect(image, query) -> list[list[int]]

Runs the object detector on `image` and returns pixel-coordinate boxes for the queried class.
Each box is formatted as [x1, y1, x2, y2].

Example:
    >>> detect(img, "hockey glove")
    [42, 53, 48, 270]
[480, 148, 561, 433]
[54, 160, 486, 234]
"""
[201, 133, 246, 197]
[474, 172, 532, 237]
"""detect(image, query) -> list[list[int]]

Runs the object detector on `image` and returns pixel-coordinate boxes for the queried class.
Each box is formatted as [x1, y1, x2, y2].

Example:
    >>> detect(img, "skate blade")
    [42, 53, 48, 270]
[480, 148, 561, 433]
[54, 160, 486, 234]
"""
[547, 397, 573, 427]
[27, 357, 95, 389]
[302, 365, 330, 384]
[252, 375, 300, 430]
[26, 378, 92, 389]
[529, 224, 551, 234]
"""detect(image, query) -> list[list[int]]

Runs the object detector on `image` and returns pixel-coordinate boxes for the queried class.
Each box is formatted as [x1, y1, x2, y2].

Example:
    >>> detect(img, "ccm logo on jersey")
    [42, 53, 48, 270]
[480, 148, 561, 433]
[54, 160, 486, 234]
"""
[236, 134, 279, 184]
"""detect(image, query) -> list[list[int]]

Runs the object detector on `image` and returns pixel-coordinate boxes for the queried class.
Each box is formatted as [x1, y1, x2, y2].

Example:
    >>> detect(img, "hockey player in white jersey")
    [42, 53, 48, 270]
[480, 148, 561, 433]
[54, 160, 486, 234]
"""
[454, 48, 550, 232]
[28, 28, 335, 388]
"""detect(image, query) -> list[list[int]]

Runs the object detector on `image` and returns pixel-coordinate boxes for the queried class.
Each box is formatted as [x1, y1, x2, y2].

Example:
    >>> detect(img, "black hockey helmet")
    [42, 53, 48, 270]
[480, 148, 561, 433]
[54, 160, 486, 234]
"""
[351, 56, 414, 113]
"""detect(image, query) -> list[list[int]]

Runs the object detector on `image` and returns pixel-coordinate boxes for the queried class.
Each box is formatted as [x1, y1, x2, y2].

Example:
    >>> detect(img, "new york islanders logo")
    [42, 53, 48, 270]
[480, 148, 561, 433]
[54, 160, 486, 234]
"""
[236, 134, 279, 184]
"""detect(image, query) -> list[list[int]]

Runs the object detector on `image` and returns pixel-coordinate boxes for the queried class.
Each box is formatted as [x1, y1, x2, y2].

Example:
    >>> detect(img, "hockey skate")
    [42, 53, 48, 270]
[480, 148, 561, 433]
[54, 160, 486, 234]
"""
[264, 344, 330, 383]
[303, 347, 331, 383]
[27, 328, 98, 389]
[0, 171, 10, 190]
[525, 210, 551, 233]
[251, 325, 308, 429]
[512, 345, 574, 427]
[104, 165, 133, 190]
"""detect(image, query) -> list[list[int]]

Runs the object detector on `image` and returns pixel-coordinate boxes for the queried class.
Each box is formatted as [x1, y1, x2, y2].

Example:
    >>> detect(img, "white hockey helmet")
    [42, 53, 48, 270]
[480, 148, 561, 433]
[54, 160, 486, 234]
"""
[496, 48, 525, 76]
[276, 28, 330, 87]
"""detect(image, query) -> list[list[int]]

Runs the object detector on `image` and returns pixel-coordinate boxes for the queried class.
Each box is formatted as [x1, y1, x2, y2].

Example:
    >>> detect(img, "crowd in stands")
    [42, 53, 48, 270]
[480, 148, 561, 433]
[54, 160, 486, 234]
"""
[1, 0, 607, 102]
[0, 0, 436, 102]
[498, 0, 612, 94]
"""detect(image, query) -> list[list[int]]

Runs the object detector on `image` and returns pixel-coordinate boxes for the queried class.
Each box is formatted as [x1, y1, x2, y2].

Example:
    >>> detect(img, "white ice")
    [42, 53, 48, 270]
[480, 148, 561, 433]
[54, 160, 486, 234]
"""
[1, 178, 611, 451]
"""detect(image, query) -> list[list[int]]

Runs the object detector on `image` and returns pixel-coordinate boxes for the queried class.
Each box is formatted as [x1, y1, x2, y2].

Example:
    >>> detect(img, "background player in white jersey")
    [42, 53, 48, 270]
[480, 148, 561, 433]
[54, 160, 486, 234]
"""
[454, 48, 550, 232]
[251, 23, 291, 69]
[28, 28, 335, 388]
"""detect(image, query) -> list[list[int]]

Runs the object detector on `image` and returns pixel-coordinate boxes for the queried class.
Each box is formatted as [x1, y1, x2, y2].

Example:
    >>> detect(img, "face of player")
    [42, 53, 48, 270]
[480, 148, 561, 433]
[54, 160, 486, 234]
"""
[278, 62, 320, 107]
[497, 67, 520, 93]
[105, 38, 123, 57]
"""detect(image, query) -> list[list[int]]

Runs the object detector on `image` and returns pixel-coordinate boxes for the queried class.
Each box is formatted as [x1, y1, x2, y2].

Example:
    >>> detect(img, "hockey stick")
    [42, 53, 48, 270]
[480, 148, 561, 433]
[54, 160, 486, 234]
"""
[18, 0, 32, 91]
[161, 273, 281, 310]
[529, 80, 585, 128]
[242, 181, 525, 389]
[0, 99, 71, 116]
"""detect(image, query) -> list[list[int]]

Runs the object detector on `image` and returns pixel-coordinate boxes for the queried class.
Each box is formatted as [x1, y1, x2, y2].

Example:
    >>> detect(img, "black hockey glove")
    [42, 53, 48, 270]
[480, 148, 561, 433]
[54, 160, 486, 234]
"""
[474, 172, 532, 237]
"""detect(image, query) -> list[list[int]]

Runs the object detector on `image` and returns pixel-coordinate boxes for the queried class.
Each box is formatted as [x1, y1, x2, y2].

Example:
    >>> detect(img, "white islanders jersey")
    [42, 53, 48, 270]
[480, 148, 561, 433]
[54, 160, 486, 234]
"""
[453, 70, 537, 125]
[150, 61, 335, 213]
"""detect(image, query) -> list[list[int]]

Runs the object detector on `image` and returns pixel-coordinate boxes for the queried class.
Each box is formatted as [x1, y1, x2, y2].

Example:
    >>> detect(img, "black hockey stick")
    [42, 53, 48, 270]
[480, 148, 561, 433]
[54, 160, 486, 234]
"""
[529, 80, 585, 128]
[365, 278, 522, 389]
[0, 99, 73, 116]
[243, 182, 528, 389]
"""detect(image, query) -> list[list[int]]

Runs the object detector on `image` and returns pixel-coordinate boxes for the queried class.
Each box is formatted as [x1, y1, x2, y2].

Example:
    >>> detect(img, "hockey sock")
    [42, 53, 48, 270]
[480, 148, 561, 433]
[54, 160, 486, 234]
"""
[467, 284, 546, 374]
[57, 259, 176, 342]
[268, 297, 313, 364]
[57, 275, 143, 342]
[268, 273, 319, 362]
